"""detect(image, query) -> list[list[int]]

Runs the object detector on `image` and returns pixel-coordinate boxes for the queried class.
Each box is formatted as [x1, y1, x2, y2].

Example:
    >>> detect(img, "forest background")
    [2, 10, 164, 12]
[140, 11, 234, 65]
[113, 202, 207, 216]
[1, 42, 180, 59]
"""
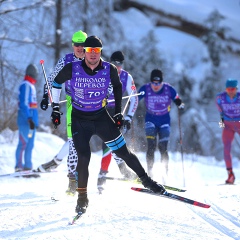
[1, 0, 240, 160]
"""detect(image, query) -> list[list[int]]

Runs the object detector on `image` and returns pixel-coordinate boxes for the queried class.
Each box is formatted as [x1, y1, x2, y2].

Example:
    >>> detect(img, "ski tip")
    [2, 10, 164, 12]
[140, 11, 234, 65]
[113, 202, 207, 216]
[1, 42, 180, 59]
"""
[131, 187, 141, 191]
[193, 202, 211, 208]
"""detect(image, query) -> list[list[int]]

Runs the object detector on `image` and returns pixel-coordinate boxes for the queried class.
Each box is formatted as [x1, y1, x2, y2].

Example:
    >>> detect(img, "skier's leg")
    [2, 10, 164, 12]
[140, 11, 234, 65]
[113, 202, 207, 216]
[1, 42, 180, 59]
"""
[158, 124, 170, 174]
[112, 152, 137, 179]
[15, 124, 28, 171]
[24, 129, 36, 170]
[145, 122, 157, 177]
[222, 122, 235, 183]
[97, 142, 112, 192]
[66, 138, 78, 195]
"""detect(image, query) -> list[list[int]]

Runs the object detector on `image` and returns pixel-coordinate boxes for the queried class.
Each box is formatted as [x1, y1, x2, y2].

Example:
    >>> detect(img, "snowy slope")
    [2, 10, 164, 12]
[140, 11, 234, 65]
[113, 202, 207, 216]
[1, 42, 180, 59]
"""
[0, 131, 239, 240]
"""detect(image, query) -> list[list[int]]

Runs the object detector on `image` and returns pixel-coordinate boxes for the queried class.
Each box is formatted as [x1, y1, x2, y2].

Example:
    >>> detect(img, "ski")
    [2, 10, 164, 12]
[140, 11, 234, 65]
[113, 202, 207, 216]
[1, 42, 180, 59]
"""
[106, 176, 186, 192]
[32, 169, 58, 173]
[0, 170, 40, 178]
[15, 173, 40, 178]
[131, 187, 210, 208]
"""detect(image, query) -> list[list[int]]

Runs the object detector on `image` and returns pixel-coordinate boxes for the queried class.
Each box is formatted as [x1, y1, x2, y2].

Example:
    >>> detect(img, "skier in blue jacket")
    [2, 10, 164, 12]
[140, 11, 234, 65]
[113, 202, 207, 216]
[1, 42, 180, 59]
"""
[15, 64, 39, 171]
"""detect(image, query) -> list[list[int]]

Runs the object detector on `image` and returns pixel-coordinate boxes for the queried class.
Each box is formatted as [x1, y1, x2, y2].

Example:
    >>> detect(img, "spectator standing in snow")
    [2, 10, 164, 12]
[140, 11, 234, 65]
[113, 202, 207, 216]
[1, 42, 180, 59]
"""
[97, 50, 138, 193]
[37, 30, 87, 196]
[51, 35, 166, 215]
[138, 69, 184, 178]
[215, 79, 240, 184]
[15, 64, 39, 171]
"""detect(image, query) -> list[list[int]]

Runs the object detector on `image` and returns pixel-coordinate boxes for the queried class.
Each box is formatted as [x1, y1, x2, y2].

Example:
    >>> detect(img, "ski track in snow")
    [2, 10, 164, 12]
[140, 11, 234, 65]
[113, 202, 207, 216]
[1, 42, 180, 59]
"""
[0, 132, 240, 240]
[189, 203, 240, 239]
[186, 185, 240, 240]
[1, 173, 240, 240]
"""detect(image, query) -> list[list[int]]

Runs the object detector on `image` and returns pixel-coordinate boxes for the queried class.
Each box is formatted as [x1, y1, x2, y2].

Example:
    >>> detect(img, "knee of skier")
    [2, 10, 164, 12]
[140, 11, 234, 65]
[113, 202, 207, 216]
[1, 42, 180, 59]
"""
[145, 122, 156, 136]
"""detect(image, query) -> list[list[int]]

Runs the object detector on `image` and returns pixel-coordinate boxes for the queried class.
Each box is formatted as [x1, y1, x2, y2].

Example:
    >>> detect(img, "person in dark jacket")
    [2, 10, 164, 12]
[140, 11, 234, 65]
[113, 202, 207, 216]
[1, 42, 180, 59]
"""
[15, 64, 38, 171]
[51, 36, 166, 215]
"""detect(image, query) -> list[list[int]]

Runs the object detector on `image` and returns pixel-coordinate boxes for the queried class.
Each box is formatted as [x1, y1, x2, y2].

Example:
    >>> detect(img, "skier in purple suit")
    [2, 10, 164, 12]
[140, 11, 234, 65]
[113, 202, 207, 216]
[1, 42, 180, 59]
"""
[138, 69, 184, 177]
[50, 36, 166, 214]
[216, 79, 240, 184]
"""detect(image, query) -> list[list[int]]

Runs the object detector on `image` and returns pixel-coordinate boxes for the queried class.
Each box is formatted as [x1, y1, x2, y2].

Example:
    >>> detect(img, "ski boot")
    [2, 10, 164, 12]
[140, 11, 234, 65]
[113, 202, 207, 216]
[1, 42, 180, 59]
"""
[75, 191, 89, 214]
[226, 170, 235, 184]
[118, 162, 138, 180]
[15, 167, 32, 172]
[36, 156, 62, 172]
[140, 173, 166, 194]
[66, 174, 77, 196]
[97, 169, 108, 193]
[15, 167, 23, 172]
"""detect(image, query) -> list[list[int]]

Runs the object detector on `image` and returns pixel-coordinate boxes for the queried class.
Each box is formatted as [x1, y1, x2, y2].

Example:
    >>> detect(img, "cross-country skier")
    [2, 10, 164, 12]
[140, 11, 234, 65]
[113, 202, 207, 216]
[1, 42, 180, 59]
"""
[138, 69, 184, 177]
[36, 30, 87, 195]
[216, 79, 240, 184]
[50, 35, 166, 215]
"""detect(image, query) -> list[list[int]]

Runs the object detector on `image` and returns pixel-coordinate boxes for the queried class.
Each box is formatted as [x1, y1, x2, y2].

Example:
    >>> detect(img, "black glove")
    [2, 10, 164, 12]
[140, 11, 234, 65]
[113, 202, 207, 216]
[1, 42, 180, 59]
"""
[113, 113, 124, 129]
[174, 98, 184, 109]
[40, 94, 49, 110]
[123, 115, 132, 131]
[51, 103, 63, 129]
[28, 119, 35, 129]
[40, 84, 49, 110]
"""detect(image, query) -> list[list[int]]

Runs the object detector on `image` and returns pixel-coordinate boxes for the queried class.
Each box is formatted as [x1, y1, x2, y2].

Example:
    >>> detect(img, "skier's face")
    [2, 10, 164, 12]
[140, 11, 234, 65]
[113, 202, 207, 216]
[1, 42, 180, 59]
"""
[73, 43, 85, 59]
[84, 47, 102, 70]
[151, 81, 162, 92]
[226, 87, 237, 99]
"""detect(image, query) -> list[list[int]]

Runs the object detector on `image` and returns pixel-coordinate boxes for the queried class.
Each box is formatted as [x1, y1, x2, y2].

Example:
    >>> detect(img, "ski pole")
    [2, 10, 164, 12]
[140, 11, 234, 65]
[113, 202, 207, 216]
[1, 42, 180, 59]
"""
[111, 91, 144, 104]
[40, 60, 53, 104]
[122, 90, 134, 116]
[48, 91, 145, 106]
[121, 89, 135, 134]
[178, 108, 185, 187]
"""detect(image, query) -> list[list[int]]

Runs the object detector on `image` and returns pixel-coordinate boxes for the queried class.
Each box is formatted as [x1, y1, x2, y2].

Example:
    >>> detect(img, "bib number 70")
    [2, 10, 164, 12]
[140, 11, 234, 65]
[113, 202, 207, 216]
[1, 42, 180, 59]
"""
[87, 90, 106, 99]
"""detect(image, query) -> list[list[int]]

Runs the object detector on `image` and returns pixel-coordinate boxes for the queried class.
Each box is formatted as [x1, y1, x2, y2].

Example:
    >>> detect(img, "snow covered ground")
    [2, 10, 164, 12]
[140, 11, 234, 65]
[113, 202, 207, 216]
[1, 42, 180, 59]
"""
[0, 130, 240, 240]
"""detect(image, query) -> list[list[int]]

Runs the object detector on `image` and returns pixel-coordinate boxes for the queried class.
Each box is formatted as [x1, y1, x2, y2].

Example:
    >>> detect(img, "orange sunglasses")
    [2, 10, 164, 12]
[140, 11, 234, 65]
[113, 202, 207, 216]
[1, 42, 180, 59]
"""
[226, 87, 237, 92]
[84, 47, 102, 53]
